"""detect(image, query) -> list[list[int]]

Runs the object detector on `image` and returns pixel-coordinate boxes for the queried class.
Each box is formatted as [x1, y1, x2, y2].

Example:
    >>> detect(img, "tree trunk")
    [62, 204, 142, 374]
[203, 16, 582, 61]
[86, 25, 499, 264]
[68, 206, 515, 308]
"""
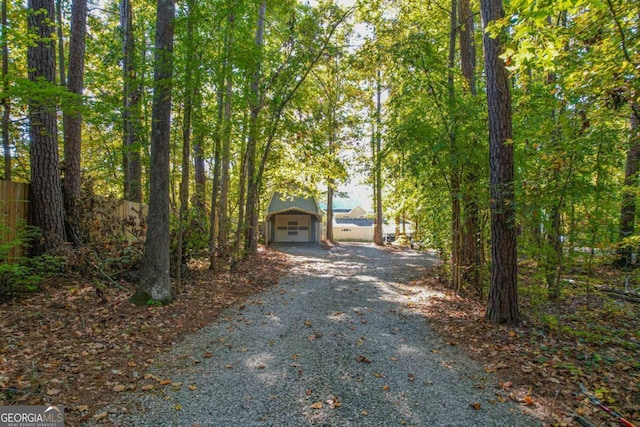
[481, 0, 520, 325]
[62, 0, 87, 244]
[208, 69, 223, 270]
[1, 0, 9, 180]
[28, 0, 66, 255]
[121, 0, 142, 202]
[244, 0, 266, 256]
[373, 71, 384, 246]
[218, 7, 235, 258]
[448, 0, 463, 292]
[192, 87, 206, 212]
[326, 186, 334, 242]
[617, 102, 640, 269]
[55, 0, 64, 86]
[232, 112, 249, 267]
[459, 0, 483, 296]
[176, 0, 196, 291]
[136, 0, 175, 303]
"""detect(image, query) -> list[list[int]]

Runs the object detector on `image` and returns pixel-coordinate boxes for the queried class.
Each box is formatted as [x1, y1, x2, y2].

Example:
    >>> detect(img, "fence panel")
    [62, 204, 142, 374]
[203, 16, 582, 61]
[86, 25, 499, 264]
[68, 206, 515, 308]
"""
[0, 180, 30, 259]
[1, 180, 147, 258]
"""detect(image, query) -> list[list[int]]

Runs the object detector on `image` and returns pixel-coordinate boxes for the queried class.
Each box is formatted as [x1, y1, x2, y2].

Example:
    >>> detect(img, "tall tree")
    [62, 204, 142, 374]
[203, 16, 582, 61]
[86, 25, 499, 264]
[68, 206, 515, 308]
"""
[481, 0, 520, 324]
[121, 0, 142, 202]
[62, 0, 87, 243]
[617, 103, 640, 268]
[373, 70, 384, 246]
[27, 0, 66, 254]
[1, 0, 9, 180]
[243, 0, 266, 255]
[217, 5, 235, 257]
[136, 0, 175, 303]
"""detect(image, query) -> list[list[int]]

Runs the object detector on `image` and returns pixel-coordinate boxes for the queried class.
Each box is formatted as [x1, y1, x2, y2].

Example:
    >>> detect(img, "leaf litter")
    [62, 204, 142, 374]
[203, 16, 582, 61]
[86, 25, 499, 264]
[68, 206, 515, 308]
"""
[0, 247, 289, 425]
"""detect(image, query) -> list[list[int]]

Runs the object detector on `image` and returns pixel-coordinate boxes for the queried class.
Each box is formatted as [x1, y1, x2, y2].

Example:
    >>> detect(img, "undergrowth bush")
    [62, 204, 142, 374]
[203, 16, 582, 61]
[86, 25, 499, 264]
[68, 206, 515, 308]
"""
[0, 223, 64, 303]
[69, 180, 146, 283]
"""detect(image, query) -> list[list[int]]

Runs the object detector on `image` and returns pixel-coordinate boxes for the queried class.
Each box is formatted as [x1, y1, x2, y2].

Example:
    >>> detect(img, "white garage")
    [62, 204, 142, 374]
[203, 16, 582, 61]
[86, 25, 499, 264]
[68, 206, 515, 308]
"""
[265, 192, 323, 244]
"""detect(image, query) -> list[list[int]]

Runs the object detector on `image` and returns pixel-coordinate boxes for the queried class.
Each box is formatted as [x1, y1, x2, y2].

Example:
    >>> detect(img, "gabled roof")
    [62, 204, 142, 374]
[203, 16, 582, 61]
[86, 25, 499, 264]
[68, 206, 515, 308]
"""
[265, 192, 323, 220]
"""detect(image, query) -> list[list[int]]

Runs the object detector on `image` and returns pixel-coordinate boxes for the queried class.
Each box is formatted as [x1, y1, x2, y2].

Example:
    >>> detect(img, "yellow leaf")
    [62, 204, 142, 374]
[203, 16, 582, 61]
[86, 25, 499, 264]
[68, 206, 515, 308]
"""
[310, 402, 323, 409]
[174, 404, 182, 411]
[93, 412, 108, 420]
[188, 385, 197, 390]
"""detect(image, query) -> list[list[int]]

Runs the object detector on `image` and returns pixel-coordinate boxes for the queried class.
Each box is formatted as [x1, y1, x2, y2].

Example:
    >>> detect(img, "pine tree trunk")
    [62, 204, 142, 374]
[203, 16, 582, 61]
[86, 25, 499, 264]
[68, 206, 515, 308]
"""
[481, 0, 520, 325]
[28, 0, 66, 255]
[62, 0, 87, 244]
[137, 0, 175, 303]
[121, 0, 142, 202]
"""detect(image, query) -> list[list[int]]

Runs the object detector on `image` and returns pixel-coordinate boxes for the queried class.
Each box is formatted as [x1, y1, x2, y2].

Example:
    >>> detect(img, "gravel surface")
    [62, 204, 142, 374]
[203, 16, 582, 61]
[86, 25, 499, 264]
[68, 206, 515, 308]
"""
[108, 243, 542, 426]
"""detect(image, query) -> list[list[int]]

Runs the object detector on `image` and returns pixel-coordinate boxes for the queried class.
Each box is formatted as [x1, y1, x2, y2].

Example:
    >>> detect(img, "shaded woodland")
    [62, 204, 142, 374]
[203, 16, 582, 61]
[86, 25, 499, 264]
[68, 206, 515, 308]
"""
[0, 0, 639, 424]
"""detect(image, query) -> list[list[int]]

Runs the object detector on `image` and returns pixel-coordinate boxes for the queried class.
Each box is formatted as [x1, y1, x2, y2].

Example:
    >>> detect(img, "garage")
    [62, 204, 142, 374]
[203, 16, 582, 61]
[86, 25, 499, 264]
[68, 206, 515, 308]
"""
[265, 192, 323, 244]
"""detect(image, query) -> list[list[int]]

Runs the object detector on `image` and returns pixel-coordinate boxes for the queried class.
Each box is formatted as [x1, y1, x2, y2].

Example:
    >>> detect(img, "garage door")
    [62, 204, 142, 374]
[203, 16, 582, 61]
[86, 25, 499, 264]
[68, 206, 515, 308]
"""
[275, 215, 310, 242]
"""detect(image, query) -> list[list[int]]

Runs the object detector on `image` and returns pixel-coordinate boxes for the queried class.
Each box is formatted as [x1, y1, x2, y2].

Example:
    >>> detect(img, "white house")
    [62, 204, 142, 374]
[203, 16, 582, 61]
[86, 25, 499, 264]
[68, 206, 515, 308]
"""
[264, 192, 323, 244]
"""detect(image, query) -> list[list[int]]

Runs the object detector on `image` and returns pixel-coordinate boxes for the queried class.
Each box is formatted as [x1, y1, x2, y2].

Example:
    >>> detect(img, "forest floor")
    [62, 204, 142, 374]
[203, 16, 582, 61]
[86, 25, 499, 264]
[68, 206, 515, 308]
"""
[0, 244, 638, 426]
[418, 260, 640, 427]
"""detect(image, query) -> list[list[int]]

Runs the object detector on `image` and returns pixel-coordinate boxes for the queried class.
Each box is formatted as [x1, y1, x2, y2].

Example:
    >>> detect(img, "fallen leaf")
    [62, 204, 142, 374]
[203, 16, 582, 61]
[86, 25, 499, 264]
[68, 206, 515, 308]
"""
[304, 319, 312, 327]
[390, 356, 398, 361]
[524, 395, 535, 406]
[357, 355, 372, 364]
[310, 402, 323, 409]
[188, 385, 197, 390]
[306, 389, 312, 396]
[408, 373, 415, 382]
[141, 384, 154, 391]
[224, 364, 234, 369]
[46, 388, 60, 396]
[174, 404, 182, 411]
[160, 379, 172, 385]
[113, 384, 126, 392]
[470, 402, 482, 410]
[500, 381, 513, 390]
[203, 352, 213, 358]
[361, 410, 368, 416]
[93, 412, 108, 420]
[382, 385, 390, 390]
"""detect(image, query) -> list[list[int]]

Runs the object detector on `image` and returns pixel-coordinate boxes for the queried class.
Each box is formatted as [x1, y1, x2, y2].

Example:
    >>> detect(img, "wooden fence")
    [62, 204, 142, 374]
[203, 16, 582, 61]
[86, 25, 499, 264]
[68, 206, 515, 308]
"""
[0, 180, 147, 259]
[0, 180, 30, 259]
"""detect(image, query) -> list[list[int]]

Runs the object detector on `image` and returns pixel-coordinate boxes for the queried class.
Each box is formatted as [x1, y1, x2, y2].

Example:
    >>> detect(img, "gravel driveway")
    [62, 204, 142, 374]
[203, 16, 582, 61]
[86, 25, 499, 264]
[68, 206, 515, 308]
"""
[113, 243, 542, 426]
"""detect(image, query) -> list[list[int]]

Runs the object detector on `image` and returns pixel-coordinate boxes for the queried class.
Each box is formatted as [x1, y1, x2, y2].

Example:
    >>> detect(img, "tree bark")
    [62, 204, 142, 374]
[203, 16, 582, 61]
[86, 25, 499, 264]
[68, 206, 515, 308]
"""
[137, 0, 175, 303]
[244, 0, 266, 256]
[459, 0, 483, 296]
[28, 0, 66, 255]
[218, 6, 235, 257]
[2, 0, 10, 180]
[481, 0, 520, 325]
[448, 0, 463, 292]
[55, 0, 64, 85]
[62, 0, 87, 244]
[373, 71, 384, 246]
[617, 102, 640, 268]
[121, 0, 142, 202]
[176, 0, 196, 290]
[326, 186, 334, 242]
